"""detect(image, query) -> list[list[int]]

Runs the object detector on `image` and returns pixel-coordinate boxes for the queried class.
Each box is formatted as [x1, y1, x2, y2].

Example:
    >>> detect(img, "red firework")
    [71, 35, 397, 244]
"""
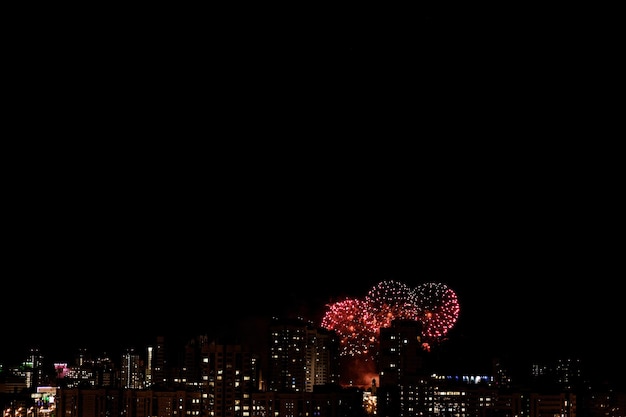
[321, 298, 377, 357]
[320, 280, 460, 359]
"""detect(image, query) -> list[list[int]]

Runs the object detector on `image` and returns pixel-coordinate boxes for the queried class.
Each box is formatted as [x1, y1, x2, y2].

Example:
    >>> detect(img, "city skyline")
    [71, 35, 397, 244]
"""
[4, 258, 623, 385]
[6, 313, 619, 417]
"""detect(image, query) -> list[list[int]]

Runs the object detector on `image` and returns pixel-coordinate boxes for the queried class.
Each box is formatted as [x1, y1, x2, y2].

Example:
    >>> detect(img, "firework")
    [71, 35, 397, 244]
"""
[364, 280, 420, 330]
[321, 298, 377, 357]
[414, 282, 460, 340]
[320, 280, 460, 359]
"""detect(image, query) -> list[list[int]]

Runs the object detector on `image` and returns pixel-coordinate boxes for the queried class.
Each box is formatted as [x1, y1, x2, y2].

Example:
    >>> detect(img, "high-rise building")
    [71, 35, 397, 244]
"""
[200, 341, 258, 416]
[26, 348, 45, 388]
[377, 318, 428, 417]
[268, 317, 340, 393]
[152, 336, 168, 386]
[306, 325, 341, 391]
[121, 348, 144, 389]
[145, 345, 153, 387]
[180, 334, 209, 388]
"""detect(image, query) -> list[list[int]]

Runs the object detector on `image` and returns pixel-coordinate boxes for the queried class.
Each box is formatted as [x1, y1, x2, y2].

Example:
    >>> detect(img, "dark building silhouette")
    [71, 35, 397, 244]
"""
[377, 318, 428, 417]
[151, 336, 168, 387]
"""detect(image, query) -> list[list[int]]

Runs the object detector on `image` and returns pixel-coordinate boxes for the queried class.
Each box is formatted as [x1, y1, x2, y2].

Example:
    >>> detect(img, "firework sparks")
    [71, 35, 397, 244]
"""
[320, 280, 460, 359]
[364, 280, 420, 331]
[321, 298, 376, 357]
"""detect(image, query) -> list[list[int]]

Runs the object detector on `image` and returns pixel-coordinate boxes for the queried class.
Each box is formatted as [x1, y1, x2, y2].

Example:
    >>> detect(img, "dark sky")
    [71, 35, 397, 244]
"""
[4, 209, 622, 376]
[2, 4, 622, 383]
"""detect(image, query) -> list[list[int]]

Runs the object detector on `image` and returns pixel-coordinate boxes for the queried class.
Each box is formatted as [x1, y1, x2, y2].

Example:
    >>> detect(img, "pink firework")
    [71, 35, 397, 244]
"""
[320, 280, 460, 359]
[414, 282, 460, 340]
[321, 298, 377, 357]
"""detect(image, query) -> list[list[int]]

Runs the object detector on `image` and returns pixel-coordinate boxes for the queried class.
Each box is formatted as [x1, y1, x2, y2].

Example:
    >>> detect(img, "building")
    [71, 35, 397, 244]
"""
[267, 317, 340, 393]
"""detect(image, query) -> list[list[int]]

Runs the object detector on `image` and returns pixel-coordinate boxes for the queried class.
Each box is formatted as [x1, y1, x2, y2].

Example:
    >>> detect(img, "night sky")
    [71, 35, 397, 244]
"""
[3, 4, 622, 384]
[4, 215, 622, 378]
